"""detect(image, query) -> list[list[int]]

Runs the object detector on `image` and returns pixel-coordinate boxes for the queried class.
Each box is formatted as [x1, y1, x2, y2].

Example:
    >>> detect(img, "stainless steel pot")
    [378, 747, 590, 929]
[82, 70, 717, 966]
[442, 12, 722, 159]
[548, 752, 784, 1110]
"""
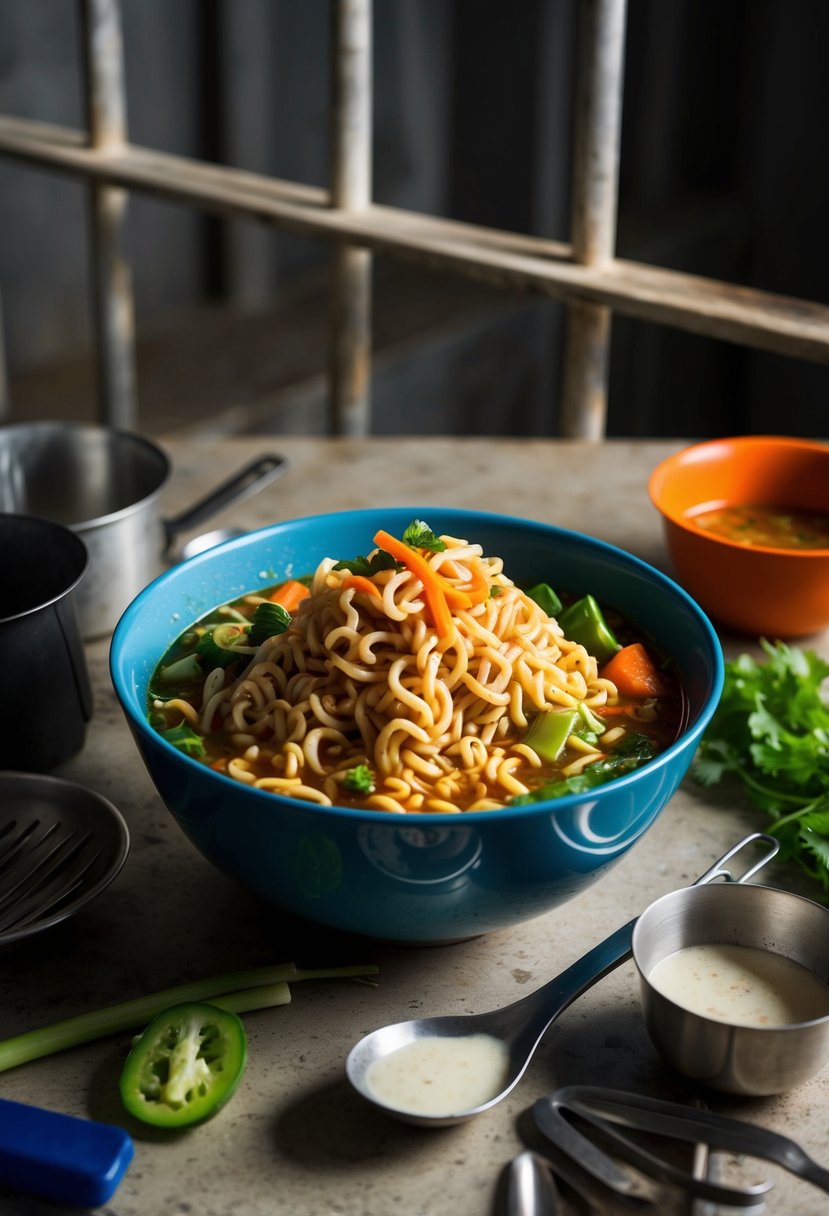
[0, 422, 287, 639]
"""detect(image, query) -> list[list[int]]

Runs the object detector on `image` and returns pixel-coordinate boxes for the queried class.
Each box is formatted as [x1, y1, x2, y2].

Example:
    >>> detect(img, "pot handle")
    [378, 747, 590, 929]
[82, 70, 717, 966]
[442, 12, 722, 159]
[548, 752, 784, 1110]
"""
[161, 454, 288, 552]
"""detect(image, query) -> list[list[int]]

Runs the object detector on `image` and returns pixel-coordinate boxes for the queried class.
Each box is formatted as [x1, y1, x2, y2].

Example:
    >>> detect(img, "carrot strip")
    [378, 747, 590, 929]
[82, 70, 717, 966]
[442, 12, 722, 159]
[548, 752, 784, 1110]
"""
[374, 529, 457, 641]
[269, 580, 309, 612]
[600, 643, 665, 699]
[439, 584, 473, 610]
[375, 531, 474, 610]
[455, 558, 490, 607]
[342, 574, 383, 600]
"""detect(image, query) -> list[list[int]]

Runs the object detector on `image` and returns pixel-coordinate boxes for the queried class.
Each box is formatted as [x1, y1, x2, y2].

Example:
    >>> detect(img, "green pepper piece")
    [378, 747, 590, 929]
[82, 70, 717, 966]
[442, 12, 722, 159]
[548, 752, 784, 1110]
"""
[523, 709, 579, 762]
[576, 701, 606, 736]
[526, 583, 563, 617]
[558, 595, 621, 664]
[119, 1002, 247, 1128]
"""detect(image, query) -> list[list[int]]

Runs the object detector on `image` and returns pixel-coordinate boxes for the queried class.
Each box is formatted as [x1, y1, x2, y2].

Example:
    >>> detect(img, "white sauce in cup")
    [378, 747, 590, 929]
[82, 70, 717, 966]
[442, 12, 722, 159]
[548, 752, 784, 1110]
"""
[648, 943, 829, 1027]
[365, 1033, 510, 1117]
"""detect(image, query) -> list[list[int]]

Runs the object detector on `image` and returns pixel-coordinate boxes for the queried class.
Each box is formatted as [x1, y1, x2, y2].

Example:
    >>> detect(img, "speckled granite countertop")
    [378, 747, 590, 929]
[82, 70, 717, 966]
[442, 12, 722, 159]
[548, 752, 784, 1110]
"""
[3, 438, 827, 1216]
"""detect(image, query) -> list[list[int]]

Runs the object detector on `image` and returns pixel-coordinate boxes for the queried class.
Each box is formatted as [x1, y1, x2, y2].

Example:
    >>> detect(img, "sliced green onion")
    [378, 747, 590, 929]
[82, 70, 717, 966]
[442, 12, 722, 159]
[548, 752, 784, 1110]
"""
[523, 709, 578, 762]
[157, 653, 203, 684]
[197, 623, 256, 669]
[577, 701, 606, 735]
[0, 962, 378, 1074]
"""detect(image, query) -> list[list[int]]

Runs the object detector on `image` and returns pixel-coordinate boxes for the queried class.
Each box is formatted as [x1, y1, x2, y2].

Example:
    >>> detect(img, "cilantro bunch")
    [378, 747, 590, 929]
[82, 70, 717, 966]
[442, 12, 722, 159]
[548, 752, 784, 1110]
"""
[693, 640, 829, 894]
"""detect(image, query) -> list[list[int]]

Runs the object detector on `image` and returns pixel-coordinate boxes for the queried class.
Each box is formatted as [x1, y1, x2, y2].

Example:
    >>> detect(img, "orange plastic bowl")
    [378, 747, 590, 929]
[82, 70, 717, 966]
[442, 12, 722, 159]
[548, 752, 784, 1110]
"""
[648, 436, 829, 638]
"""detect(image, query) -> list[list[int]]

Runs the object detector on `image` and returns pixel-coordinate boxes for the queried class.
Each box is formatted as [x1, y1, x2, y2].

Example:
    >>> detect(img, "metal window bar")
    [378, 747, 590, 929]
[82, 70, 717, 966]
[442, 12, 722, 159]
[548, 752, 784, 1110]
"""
[1, 0, 828, 436]
[79, 0, 137, 432]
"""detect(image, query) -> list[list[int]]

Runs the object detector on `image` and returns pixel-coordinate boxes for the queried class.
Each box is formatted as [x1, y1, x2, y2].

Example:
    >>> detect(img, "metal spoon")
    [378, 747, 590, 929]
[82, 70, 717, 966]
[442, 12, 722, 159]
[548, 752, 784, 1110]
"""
[179, 527, 248, 561]
[345, 834, 779, 1127]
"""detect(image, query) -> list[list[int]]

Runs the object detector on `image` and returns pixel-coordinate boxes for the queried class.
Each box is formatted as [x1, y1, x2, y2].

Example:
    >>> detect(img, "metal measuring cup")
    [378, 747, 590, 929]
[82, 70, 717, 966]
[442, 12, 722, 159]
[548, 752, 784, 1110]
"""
[632, 881, 829, 1095]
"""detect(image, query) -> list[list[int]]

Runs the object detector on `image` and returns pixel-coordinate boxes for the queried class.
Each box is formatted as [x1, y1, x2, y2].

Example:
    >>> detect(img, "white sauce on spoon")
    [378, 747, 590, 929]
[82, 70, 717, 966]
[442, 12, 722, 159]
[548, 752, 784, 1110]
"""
[649, 943, 829, 1027]
[365, 1033, 510, 1117]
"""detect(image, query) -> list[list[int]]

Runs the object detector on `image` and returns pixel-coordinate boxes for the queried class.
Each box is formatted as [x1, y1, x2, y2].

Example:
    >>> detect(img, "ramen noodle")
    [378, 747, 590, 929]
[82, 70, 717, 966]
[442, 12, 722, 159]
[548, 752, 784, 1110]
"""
[149, 523, 682, 812]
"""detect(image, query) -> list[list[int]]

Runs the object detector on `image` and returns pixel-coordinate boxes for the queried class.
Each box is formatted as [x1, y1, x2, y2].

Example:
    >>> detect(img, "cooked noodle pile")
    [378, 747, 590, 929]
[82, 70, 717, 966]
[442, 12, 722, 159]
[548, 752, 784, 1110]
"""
[163, 532, 619, 812]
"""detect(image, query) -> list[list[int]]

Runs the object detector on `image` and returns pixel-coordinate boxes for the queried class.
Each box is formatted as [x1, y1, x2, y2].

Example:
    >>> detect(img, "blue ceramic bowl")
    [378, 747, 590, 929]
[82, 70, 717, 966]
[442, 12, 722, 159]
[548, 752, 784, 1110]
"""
[110, 507, 723, 943]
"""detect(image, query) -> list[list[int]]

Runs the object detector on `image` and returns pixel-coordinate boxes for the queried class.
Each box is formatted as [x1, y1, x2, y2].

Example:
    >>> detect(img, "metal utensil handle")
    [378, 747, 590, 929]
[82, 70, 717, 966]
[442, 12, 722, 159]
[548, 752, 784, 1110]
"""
[560, 1086, 829, 1197]
[162, 454, 288, 549]
[534, 1090, 772, 1208]
[492, 834, 780, 1047]
[506, 1151, 561, 1216]
[692, 831, 779, 887]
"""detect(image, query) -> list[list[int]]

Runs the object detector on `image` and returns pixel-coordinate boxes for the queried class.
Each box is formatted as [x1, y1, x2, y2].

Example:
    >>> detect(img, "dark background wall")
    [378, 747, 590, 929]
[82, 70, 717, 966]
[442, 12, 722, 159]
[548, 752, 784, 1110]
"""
[0, 0, 827, 437]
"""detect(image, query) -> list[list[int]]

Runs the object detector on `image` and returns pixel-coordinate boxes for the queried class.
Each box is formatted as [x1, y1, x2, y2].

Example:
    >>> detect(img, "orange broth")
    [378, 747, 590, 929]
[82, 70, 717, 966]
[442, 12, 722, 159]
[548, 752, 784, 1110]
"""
[689, 503, 829, 550]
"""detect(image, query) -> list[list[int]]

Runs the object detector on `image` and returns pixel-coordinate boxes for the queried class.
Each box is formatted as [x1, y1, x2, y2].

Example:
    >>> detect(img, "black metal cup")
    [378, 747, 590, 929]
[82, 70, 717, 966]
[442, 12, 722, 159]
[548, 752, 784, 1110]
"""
[0, 514, 93, 770]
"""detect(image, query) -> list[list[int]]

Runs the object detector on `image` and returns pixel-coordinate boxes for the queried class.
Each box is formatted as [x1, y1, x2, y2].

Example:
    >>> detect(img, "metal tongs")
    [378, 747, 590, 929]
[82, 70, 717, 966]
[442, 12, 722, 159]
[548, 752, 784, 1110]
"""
[529, 1086, 829, 1211]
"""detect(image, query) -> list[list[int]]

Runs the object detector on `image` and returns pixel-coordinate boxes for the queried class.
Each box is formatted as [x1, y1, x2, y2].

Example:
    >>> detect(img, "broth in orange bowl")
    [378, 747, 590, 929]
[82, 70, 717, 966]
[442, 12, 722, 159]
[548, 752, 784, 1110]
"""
[649, 436, 829, 638]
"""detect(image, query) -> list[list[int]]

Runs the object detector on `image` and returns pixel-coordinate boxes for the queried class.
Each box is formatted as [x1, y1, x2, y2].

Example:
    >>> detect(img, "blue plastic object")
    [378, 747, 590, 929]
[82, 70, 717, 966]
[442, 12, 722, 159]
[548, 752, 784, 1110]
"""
[110, 507, 724, 943]
[0, 1098, 133, 1207]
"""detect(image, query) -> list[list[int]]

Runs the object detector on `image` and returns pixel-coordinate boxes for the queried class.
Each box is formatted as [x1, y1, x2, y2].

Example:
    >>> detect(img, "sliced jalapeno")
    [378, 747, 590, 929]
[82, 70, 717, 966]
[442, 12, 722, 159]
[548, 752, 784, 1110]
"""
[119, 1002, 247, 1128]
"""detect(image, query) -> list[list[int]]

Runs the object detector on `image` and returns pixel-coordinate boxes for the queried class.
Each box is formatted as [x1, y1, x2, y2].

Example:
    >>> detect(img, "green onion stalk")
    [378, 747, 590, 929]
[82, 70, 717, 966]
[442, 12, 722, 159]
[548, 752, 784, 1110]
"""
[0, 962, 378, 1073]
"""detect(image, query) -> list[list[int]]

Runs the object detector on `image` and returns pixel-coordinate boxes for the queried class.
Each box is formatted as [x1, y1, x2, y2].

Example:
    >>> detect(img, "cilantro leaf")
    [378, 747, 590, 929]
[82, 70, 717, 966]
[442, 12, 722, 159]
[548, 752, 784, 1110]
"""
[693, 641, 829, 895]
[401, 519, 446, 552]
[334, 550, 401, 577]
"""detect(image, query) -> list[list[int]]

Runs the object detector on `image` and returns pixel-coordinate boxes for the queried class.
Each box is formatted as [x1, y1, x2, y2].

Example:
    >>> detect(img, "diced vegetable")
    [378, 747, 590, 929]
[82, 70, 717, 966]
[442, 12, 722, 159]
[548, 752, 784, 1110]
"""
[247, 600, 291, 647]
[513, 732, 658, 804]
[269, 580, 310, 612]
[161, 721, 206, 758]
[157, 653, 203, 685]
[526, 583, 563, 617]
[197, 623, 251, 669]
[576, 701, 606, 736]
[343, 763, 375, 793]
[558, 595, 621, 664]
[523, 709, 579, 762]
[119, 1002, 247, 1128]
[601, 642, 665, 698]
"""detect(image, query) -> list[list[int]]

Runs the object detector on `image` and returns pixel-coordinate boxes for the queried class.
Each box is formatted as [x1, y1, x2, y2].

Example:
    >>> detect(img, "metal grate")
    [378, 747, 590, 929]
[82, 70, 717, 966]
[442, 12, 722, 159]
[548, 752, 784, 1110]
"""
[0, 0, 828, 437]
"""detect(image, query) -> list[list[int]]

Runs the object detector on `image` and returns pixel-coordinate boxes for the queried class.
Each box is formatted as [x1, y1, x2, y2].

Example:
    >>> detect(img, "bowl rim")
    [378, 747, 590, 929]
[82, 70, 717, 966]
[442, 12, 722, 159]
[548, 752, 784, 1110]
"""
[110, 506, 724, 825]
[648, 435, 829, 559]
